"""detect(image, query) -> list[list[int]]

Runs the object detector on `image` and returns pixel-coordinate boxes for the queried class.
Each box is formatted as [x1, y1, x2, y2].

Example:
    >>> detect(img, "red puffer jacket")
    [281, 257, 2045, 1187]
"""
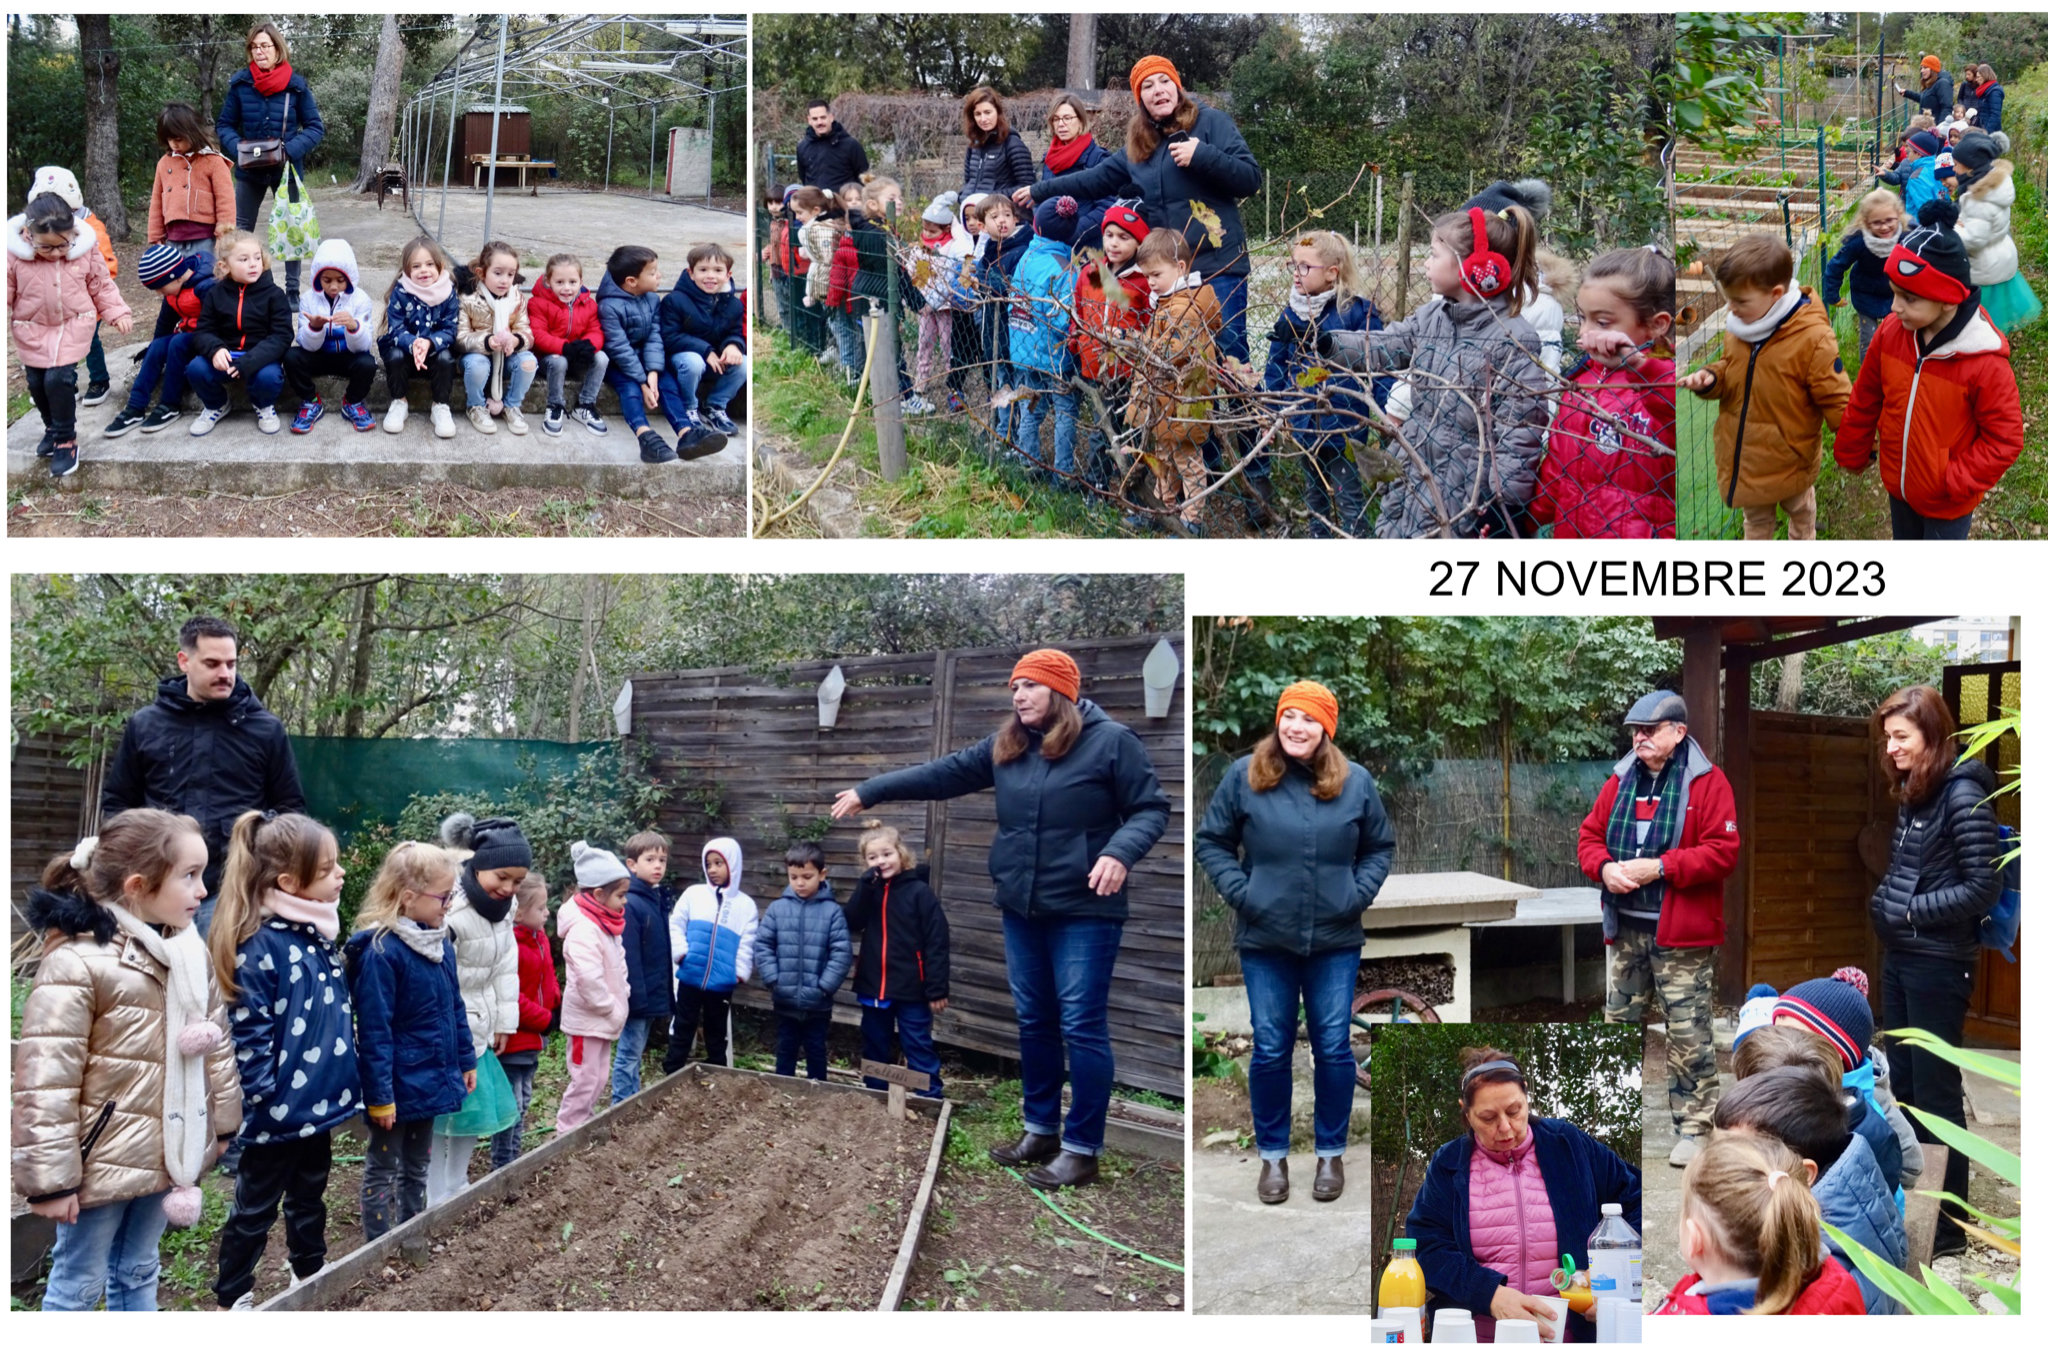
[1833, 304, 2024, 520]
[506, 921, 561, 1057]
[1656, 1257, 1867, 1315]
[1535, 355, 1676, 538]
[825, 232, 860, 314]
[526, 284, 603, 357]
[1070, 257, 1152, 381]
[1577, 743, 1740, 949]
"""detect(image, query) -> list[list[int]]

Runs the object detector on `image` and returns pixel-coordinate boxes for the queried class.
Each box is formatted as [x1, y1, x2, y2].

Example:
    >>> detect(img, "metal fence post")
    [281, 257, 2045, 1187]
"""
[1394, 171, 1415, 319]
[873, 205, 908, 481]
[1815, 126, 1829, 234]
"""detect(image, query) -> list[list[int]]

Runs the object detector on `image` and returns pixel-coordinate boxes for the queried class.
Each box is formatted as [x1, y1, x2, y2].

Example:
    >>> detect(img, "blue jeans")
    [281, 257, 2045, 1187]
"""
[1013, 374, 1078, 475]
[86, 326, 109, 386]
[669, 350, 748, 418]
[611, 1016, 654, 1104]
[1297, 426, 1367, 538]
[183, 354, 284, 411]
[860, 1002, 943, 1098]
[828, 311, 866, 380]
[1204, 272, 1252, 486]
[42, 1191, 169, 1311]
[607, 366, 658, 433]
[775, 1009, 832, 1080]
[1240, 947, 1359, 1160]
[460, 349, 537, 410]
[125, 332, 196, 413]
[1001, 912, 1123, 1155]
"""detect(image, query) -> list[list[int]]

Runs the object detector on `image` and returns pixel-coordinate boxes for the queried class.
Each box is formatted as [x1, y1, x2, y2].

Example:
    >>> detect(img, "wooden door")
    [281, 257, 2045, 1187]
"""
[1944, 662, 2020, 1048]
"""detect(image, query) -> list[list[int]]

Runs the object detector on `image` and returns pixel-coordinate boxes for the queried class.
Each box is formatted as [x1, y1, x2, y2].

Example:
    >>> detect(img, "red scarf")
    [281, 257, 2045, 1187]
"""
[1045, 132, 1094, 176]
[573, 889, 624, 937]
[1978, 80, 1996, 97]
[250, 60, 293, 98]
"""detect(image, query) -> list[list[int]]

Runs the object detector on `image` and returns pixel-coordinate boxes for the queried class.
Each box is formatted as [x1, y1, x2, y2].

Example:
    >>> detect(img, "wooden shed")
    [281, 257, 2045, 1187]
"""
[459, 105, 532, 163]
[627, 635, 1187, 1096]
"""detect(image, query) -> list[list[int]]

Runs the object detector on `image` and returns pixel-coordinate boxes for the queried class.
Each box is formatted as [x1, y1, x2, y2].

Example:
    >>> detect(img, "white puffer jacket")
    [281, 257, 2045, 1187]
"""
[1955, 161, 2017, 287]
[445, 888, 518, 1059]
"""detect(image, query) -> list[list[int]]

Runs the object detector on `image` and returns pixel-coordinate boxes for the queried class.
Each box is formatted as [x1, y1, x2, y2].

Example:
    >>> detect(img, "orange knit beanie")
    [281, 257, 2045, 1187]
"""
[1129, 54, 1183, 101]
[1276, 680, 1338, 738]
[1011, 649, 1082, 702]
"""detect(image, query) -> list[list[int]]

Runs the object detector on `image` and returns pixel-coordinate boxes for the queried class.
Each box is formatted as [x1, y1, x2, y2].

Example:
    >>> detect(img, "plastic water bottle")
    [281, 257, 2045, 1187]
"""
[1587, 1202, 1642, 1310]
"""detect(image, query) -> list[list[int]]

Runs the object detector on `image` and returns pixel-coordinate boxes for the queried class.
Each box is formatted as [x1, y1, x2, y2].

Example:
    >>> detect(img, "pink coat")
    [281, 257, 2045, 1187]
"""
[559, 899, 630, 1041]
[7, 213, 131, 369]
[1467, 1134, 1560, 1341]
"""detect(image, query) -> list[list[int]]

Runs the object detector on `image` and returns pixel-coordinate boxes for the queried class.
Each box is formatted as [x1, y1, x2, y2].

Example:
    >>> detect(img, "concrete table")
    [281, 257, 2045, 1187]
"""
[1465, 884, 1607, 1004]
[1360, 872, 1541, 1022]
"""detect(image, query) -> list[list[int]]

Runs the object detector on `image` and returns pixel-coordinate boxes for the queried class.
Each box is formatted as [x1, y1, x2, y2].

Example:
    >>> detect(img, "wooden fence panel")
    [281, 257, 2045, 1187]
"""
[10, 733, 98, 920]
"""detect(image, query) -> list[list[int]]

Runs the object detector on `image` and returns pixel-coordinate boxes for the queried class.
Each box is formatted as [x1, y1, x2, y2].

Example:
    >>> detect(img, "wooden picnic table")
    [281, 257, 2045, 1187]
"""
[469, 157, 556, 190]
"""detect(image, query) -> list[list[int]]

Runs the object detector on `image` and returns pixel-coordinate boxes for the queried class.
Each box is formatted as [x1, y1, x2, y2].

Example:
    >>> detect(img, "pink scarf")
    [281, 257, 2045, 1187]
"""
[397, 269, 452, 307]
[262, 887, 339, 941]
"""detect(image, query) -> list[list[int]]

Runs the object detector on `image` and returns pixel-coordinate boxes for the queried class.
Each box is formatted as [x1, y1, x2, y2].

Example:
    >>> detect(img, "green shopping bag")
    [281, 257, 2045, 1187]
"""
[266, 164, 320, 262]
[433, 1047, 521, 1138]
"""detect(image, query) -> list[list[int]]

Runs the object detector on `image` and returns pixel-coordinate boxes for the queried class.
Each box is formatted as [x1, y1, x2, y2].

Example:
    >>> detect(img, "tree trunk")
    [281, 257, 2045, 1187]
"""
[1066, 14, 1098, 91]
[566, 574, 599, 743]
[191, 17, 222, 124]
[343, 583, 377, 737]
[78, 15, 129, 242]
[1775, 653, 1805, 711]
[352, 14, 407, 192]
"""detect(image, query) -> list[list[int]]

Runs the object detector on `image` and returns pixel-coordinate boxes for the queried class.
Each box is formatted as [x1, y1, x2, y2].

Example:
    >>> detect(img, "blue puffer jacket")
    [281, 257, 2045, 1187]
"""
[598, 273, 663, 383]
[1893, 155, 1947, 225]
[976, 225, 1037, 368]
[1007, 235, 1075, 378]
[755, 882, 851, 1014]
[623, 876, 676, 1020]
[1264, 294, 1393, 454]
[1815, 1132, 1907, 1314]
[216, 67, 325, 181]
[1843, 1086, 1904, 1192]
[231, 918, 360, 1144]
[1822, 232, 1898, 321]
[344, 924, 474, 1122]
[659, 276, 745, 360]
[379, 283, 459, 361]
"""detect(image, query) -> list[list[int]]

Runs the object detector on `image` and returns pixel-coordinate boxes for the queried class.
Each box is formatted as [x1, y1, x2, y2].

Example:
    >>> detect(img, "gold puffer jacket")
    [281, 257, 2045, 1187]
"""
[11, 892, 241, 1207]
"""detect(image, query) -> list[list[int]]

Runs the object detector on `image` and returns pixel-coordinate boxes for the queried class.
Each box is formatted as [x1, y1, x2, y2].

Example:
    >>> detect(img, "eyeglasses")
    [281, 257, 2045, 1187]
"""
[411, 888, 455, 908]
[32, 237, 74, 257]
[1289, 261, 1334, 275]
[1627, 722, 1672, 739]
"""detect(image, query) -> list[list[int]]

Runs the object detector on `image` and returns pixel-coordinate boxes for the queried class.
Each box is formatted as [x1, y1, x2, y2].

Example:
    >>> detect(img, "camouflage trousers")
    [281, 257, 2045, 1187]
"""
[1147, 440, 1210, 524]
[1605, 922, 1720, 1138]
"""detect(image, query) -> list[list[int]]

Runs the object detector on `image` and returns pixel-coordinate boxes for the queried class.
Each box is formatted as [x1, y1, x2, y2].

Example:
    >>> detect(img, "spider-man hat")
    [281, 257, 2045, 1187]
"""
[1101, 202, 1150, 242]
[1886, 199, 1973, 304]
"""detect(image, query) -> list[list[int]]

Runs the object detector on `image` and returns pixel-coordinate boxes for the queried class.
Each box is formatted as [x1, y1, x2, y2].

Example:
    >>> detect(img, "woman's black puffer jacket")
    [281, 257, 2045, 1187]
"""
[1869, 758, 2003, 961]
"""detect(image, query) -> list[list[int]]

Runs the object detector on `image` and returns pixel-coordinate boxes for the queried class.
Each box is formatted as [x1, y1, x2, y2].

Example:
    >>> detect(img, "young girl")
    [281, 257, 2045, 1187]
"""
[1071, 202, 1153, 493]
[456, 239, 538, 435]
[1657, 1131, 1867, 1315]
[558, 842, 632, 1133]
[285, 238, 379, 433]
[147, 102, 234, 254]
[1535, 245, 1678, 539]
[849, 176, 930, 414]
[15, 811, 239, 1311]
[1263, 231, 1389, 538]
[824, 187, 868, 386]
[344, 840, 472, 1241]
[185, 230, 292, 438]
[1953, 131, 2041, 334]
[7, 191, 134, 477]
[527, 252, 610, 436]
[379, 234, 461, 438]
[28, 166, 121, 408]
[912, 191, 971, 399]
[206, 811, 355, 1311]
[792, 187, 841, 312]
[492, 871, 559, 1171]
[1823, 189, 1904, 358]
[845, 827, 950, 1099]
[1326, 205, 1548, 538]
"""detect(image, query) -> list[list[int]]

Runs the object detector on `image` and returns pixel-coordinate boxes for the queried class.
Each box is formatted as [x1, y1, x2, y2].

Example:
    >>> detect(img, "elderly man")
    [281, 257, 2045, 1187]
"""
[1577, 690, 1740, 1167]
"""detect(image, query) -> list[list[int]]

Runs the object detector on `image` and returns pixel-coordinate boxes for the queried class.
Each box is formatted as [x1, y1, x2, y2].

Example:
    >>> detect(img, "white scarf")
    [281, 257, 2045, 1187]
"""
[1287, 285, 1336, 319]
[390, 916, 448, 962]
[1160, 269, 1205, 299]
[1725, 280, 1804, 344]
[108, 905, 215, 1191]
[481, 284, 519, 398]
[262, 887, 339, 941]
[1862, 230, 1900, 259]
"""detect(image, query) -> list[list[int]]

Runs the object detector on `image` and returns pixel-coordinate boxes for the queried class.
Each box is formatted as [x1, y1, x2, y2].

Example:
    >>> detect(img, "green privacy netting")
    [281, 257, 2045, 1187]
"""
[289, 736, 613, 838]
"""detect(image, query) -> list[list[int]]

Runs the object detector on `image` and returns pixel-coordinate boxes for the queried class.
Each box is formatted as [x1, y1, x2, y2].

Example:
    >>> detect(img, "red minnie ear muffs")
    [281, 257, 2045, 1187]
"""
[1460, 206, 1513, 299]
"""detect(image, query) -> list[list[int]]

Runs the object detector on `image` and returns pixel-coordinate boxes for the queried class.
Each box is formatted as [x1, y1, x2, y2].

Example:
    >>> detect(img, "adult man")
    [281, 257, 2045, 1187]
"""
[102, 615, 305, 938]
[795, 98, 870, 191]
[1577, 690, 1740, 1167]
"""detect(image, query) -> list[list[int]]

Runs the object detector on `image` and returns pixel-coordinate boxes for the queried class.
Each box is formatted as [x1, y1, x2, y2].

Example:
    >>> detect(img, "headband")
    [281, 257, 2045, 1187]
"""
[1462, 1060, 1522, 1086]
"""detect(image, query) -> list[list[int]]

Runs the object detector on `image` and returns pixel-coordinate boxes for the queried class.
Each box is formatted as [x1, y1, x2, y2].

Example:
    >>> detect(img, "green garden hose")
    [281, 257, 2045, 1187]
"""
[1003, 1166, 1185, 1274]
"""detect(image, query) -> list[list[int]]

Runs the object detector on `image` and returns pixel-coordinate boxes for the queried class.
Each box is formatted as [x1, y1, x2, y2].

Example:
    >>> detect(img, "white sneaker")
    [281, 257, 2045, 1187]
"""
[902, 393, 933, 416]
[382, 398, 409, 433]
[431, 403, 456, 438]
[503, 407, 528, 436]
[1669, 1134, 1700, 1167]
[188, 405, 230, 436]
[228, 1291, 255, 1311]
[254, 405, 281, 435]
[467, 405, 497, 435]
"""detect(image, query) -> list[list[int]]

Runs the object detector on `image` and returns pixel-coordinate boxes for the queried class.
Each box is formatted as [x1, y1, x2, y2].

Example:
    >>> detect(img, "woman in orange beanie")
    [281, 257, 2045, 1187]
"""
[831, 647, 1171, 1190]
[1193, 679, 1396, 1205]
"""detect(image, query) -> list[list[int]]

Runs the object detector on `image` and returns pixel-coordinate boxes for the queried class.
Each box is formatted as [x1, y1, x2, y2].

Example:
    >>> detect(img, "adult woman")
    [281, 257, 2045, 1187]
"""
[1955, 64, 1983, 126]
[1896, 55, 1954, 126]
[1017, 55, 1263, 364]
[216, 22, 324, 296]
[1406, 1048, 1642, 1342]
[1868, 685, 2002, 1258]
[1194, 680, 1394, 1205]
[959, 87, 1035, 201]
[1041, 94, 1114, 253]
[831, 649, 1170, 1190]
[1971, 64, 2005, 134]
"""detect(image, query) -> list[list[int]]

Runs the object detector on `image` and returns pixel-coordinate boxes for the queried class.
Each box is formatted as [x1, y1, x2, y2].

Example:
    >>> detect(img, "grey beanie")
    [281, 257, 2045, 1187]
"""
[571, 840, 630, 888]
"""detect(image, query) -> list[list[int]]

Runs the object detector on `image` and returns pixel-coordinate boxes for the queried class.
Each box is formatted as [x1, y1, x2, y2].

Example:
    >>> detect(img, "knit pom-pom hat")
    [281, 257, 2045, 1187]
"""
[1887, 198, 1973, 304]
[1010, 648, 1081, 702]
[1034, 196, 1080, 243]
[137, 243, 188, 290]
[443, 812, 534, 872]
[1735, 982, 1779, 1049]
[1275, 680, 1339, 738]
[1774, 976, 1873, 1069]
[1101, 202, 1150, 242]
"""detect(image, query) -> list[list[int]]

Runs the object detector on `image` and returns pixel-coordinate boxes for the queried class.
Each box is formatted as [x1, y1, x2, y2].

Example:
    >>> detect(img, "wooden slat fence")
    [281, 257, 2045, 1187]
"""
[10, 733, 102, 927]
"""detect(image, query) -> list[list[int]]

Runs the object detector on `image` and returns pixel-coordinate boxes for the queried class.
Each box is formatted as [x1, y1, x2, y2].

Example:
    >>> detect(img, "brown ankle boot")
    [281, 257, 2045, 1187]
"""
[989, 1131, 1061, 1168]
[1258, 1158, 1290, 1204]
[1313, 1155, 1345, 1201]
[1023, 1150, 1098, 1190]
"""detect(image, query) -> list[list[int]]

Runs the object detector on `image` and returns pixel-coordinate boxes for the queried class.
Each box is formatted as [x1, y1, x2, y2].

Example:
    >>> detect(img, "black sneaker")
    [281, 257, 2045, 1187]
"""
[637, 428, 679, 464]
[139, 403, 180, 433]
[703, 409, 739, 437]
[37, 429, 55, 458]
[80, 379, 112, 407]
[674, 428, 728, 461]
[49, 441, 80, 477]
[103, 409, 146, 438]
[543, 404, 565, 436]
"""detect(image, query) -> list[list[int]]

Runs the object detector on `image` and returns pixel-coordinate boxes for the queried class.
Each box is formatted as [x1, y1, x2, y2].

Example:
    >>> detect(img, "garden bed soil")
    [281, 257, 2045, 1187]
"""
[325, 1070, 933, 1311]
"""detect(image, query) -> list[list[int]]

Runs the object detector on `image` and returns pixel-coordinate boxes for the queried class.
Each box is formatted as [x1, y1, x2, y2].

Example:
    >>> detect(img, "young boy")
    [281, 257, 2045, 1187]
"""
[1677, 234, 1851, 540]
[979, 194, 1034, 432]
[528, 252, 610, 437]
[1126, 226, 1223, 535]
[755, 841, 851, 1082]
[1071, 202, 1154, 490]
[1834, 201, 2024, 540]
[1007, 196, 1082, 479]
[824, 185, 869, 385]
[598, 244, 725, 465]
[613, 829, 675, 1104]
[102, 243, 216, 437]
[845, 827, 950, 1099]
[658, 243, 747, 439]
[493, 871, 560, 1171]
[847, 177, 931, 414]
[665, 836, 758, 1072]
[283, 238, 379, 433]
[1769, 973, 1922, 1191]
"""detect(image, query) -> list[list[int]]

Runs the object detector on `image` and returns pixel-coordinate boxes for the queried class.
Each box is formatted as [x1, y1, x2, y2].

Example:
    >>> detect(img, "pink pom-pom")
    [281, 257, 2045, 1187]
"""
[1056, 196, 1078, 218]
[162, 1184, 205, 1228]
[177, 1020, 222, 1056]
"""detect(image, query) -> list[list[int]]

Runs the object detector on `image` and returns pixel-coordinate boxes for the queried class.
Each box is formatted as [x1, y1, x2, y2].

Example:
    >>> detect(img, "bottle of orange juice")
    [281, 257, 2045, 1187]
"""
[1378, 1237, 1427, 1334]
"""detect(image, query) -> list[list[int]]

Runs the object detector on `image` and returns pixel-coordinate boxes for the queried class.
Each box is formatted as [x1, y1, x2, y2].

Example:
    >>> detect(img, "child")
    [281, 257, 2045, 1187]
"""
[1008, 196, 1083, 480]
[1655, 1132, 1867, 1315]
[205, 810, 355, 1311]
[1325, 205, 1549, 539]
[1768, 974, 1921, 1188]
[557, 842, 632, 1132]
[455, 239, 538, 435]
[845, 827, 950, 1099]
[1822, 189, 1905, 358]
[823, 183, 869, 383]
[429, 812, 530, 1206]
[1264, 230, 1390, 538]
[184, 230, 292, 438]
[29, 166, 121, 407]
[147, 102, 234, 254]
[527, 252, 610, 437]
[792, 186, 840, 311]
[1952, 132, 2041, 333]
[1535, 245, 1678, 539]
[911, 191, 970, 399]
[659, 243, 748, 439]
[1880, 130, 1950, 224]
[665, 836, 759, 1072]
[492, 871, 558, 1171]
[1126, 226, 1223, 534]
[1834, 201, 2024, 540]
[614, 830, 675, 1104]
[756, 841, 851, 1081]
[8, 192, 134, 477]
[1677, 234, 1850, 540]
[1071, 202, 1154, 493]
[14, 811, 239, 1311]
[103, 245, 217, 439]
[600, 244, 724, 463]
[283, 238, 378, 434]
[980, 193, 1034, 428]
[847, 176, 929, 413]
[345, 840, 473, 1241]
[378, 234, 460, 438]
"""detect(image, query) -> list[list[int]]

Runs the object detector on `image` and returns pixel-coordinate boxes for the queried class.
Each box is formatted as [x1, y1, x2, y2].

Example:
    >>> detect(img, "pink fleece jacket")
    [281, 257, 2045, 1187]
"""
[1467, 1131, 1559, 1341]
[559, 898, 630, 1040]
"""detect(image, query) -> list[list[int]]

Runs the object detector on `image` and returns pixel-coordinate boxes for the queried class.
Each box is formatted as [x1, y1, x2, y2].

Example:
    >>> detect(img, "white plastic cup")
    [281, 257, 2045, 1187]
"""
[1495, 1320, 1540, 1344]
[1533, 1296, 1570, 1343]
[1619, 1301, 1643, 1343]
[1384, 1306, 1424, 1344]
[1434, 1308, 1477, 1345]
[1370, 1318, 1401, 1345]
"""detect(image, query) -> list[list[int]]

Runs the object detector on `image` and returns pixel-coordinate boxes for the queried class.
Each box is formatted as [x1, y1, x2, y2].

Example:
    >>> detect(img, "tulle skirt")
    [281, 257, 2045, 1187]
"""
[1980, 272, 2042, 333]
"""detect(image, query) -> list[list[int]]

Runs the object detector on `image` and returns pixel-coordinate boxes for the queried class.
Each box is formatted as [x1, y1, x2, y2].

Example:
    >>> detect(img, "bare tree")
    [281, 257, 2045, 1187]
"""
[1066, 14, 1098, 90]
[78, 15, 129, 241]
[352, 13, 407, 192]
